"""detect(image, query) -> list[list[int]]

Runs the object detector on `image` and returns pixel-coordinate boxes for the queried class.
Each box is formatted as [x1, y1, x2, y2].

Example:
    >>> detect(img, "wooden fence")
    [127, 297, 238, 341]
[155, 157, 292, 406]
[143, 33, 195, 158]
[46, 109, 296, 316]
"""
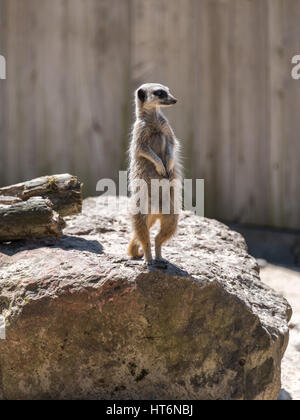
[0, 0, 300, 229]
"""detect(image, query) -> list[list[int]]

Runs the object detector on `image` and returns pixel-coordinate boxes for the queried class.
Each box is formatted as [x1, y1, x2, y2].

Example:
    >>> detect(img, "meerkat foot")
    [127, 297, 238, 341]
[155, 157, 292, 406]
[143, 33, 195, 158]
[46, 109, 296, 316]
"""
[128, 238, 144, 259]
[144, 259, 154, 268]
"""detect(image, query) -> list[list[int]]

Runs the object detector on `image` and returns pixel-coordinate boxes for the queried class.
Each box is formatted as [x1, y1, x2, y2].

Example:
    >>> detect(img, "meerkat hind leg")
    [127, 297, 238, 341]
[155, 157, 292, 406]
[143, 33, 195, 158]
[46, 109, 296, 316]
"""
[154, 214, 178, 268]
[133, 215, 153, 265]
[128, 237, 143, 259]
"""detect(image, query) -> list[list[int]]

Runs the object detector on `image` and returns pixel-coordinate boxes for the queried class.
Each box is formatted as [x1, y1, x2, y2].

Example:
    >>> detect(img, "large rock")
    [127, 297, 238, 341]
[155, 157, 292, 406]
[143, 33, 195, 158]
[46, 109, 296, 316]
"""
[0, 197, 291, 400]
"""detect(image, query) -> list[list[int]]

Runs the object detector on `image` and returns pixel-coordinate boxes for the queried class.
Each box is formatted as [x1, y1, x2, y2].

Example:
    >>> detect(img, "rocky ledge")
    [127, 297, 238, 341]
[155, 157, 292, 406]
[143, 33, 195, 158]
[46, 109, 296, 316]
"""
[0, 196, 292, 400]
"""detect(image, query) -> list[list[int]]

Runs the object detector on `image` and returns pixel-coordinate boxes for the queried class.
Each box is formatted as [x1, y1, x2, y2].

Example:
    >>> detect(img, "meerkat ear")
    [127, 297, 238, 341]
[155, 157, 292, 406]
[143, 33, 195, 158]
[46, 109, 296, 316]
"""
[137, 88, 146, 103]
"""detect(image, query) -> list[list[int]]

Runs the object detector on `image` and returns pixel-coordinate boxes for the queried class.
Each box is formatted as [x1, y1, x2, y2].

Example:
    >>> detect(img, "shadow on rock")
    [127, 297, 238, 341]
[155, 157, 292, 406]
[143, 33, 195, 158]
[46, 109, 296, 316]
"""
[0, 236, 103, 256]
[277, 388, 293, 400]
[147, 260, 192, 278]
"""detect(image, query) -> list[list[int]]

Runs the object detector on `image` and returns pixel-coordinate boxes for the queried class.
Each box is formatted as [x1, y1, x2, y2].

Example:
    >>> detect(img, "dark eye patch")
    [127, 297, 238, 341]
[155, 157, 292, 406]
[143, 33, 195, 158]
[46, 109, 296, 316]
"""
[138, 88, 146, 103]
[154, 89, 167, 98]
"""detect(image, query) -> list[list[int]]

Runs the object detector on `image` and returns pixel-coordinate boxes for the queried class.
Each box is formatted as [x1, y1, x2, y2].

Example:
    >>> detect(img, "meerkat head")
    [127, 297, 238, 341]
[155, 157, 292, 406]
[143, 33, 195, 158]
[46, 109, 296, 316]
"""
[136, 83, 177, 111]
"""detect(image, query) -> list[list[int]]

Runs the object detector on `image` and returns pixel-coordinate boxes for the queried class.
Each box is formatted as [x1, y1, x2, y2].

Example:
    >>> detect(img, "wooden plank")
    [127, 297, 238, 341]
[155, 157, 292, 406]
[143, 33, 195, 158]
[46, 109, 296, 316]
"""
[192, 0, 234, 220]
[267, 0, 286, 228]
[131, 0, 197, 174]
[0, 0, 131, 197]
[0, 0, 8, 185]
[230, 0, 270, 225]
[281, 0, 300, 229]
[211, 0, 235, 221]
[191, 0, 217, 218]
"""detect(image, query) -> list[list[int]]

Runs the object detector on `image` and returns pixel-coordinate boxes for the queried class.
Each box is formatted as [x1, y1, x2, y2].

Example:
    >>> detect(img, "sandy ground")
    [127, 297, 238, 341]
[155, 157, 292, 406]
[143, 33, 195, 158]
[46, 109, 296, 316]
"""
[260, 264, 300, 400]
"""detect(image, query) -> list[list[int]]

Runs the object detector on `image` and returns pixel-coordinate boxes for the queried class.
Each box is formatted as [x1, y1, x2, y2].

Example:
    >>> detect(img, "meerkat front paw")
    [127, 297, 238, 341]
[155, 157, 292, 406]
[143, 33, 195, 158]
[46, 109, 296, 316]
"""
[166, 163, 175, 179]
[166, 169, 174, 179]
[156, 165, 167, 178]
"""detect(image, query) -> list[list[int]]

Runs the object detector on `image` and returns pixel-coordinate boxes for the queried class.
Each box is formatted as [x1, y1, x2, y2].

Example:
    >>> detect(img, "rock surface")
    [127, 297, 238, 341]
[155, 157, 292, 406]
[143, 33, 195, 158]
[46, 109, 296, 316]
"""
[0, 197, 292, 400]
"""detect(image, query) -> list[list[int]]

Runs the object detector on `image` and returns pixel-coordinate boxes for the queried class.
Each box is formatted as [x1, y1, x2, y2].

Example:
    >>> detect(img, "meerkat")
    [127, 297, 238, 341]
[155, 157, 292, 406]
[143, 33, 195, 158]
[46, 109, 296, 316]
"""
[128, 83, 182, 268]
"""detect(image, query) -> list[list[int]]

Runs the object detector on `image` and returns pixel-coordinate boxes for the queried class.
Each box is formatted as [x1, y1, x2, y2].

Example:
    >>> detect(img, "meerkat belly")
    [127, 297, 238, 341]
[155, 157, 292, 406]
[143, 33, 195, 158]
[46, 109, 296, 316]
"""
[151, 134, 167, 165]
[135, 159, 160, 183]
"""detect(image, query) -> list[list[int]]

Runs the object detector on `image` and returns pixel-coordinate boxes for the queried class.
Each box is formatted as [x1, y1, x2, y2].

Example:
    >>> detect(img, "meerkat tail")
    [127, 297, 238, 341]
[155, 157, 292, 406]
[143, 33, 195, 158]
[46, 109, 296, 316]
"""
[128, 237, 144, 259]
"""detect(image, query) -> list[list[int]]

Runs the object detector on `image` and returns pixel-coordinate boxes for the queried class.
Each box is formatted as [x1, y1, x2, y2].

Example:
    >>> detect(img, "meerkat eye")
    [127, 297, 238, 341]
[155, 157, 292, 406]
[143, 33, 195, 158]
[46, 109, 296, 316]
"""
[154, 90, 167, 98]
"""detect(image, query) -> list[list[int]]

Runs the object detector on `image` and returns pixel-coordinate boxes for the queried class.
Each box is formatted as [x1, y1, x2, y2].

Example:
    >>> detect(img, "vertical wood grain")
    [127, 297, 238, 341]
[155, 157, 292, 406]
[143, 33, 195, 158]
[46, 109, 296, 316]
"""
[0, 0, 300, 228]
[0, 0, 131, 196]
[281, 0, 300, 229]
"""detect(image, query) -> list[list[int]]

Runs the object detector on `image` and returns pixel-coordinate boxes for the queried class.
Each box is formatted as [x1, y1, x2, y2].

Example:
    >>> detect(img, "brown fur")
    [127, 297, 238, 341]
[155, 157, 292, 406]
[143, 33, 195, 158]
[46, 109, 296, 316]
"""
[128, 83, 182, 266]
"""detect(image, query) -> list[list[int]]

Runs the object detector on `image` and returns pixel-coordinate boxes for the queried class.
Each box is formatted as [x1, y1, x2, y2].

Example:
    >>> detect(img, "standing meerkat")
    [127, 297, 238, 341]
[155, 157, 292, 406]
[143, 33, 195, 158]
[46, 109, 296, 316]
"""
[128, 83, 182, 268]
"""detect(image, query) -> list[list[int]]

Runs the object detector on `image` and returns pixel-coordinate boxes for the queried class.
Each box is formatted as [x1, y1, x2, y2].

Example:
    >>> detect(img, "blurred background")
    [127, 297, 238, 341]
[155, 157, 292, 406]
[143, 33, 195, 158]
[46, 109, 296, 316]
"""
[0, 0, 299, 399]
[1, 0, 300, 230]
